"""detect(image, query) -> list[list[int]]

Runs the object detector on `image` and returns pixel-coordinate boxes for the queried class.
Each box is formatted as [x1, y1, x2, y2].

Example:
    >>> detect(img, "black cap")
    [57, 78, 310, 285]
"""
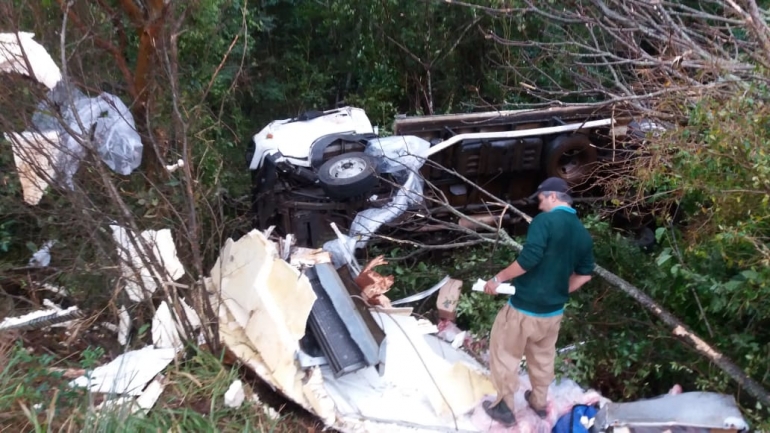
[528, 177, 570, 200]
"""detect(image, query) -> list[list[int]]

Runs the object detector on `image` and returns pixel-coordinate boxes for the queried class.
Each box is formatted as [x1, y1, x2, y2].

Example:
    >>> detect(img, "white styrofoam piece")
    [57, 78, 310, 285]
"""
[224, 380, 245, 408]
[69, 346, 176, 396]
[110, 226, 185, 303]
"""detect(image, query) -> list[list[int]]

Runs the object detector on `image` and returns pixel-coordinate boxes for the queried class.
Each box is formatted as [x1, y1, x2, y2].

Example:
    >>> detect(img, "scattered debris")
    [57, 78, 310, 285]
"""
[594, 391, 749, 432]
[0, 32, 61, 89]
[1, 32, 143, 205]
[436, 278, 463, 321]
[41, 282, 68, 297]
[118, 305, 131, 346]
[0, 305, 81, 332]
[151, 299, 202, 352]
[110, 226, 185, 303]
[6, 221, 748, 429]
[152, 301, 182, 351]
[263, 405, 280, 420]
[354, 255, 394, 308]
[391, 275, 450, 306]
[165, 159, 184, 173]
[28, 240, 56, 267]
[69, 346, 175, 396]
[224, 380, 245, 409]
[7, 131, 64, 205]
[289, 247, 331, 268]
[96, 374, 166, 416]
[279, 234, 294, 261]
[210, 229, 317, 394]
[47, 367, 86, 379]
[213, 229, 498, 432]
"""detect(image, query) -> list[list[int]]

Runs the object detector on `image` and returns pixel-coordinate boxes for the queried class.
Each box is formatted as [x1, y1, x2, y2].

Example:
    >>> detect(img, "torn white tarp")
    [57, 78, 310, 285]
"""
[69, 346, 175, 396]
[323, 136, 429, 265]
[1, 32, 143, 205]
[0, 32, 61, 89]
[110, 226, 185, 302]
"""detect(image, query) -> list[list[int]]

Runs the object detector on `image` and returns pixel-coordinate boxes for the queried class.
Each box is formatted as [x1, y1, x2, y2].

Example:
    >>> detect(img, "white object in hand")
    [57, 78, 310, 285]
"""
[472, 278, 515, 295]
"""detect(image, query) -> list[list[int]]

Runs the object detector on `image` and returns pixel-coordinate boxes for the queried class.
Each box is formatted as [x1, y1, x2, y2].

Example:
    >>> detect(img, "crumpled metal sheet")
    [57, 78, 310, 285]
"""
[595, 391, 749, 431]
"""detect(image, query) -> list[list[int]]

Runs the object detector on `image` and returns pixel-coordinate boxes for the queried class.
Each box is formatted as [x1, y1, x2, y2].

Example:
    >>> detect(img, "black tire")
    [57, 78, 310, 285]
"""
[317, 152, 378, 200]
[543, 134, 598, 184]
[633, 226, 657, 252]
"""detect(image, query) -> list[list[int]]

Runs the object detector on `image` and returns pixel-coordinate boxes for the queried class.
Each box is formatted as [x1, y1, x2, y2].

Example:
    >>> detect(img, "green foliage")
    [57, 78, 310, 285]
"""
[0, 341, 309, 432]
[0, 341, 87, 429]
[368, 244, 516, 334]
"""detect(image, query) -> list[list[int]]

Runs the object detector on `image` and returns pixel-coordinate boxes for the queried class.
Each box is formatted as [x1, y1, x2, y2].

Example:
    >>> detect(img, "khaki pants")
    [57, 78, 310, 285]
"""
[489, 303, 562, 410]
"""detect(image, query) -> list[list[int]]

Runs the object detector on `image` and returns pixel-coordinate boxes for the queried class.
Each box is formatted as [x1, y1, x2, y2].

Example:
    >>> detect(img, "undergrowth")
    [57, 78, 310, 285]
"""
[0, 339, 317, 433]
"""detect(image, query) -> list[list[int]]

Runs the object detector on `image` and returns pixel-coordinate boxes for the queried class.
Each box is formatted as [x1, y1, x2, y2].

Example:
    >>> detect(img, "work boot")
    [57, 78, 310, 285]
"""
[482, 400, 516, 426]
[524, 390, 547, 419]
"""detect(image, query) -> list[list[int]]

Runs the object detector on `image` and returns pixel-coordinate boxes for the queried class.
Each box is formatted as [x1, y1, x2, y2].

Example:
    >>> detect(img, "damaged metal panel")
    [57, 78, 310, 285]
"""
[336, 265, 386, 348]
[306, 263, 380, 377]
[595, 392, 749, 431]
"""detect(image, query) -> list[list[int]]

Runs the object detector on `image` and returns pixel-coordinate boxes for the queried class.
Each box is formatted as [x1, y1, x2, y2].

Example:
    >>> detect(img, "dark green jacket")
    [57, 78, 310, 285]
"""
[509, 206, 595, 315]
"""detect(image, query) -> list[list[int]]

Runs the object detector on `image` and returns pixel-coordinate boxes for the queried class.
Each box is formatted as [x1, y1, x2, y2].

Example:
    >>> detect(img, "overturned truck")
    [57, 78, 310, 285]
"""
[247, 105, 658, 247]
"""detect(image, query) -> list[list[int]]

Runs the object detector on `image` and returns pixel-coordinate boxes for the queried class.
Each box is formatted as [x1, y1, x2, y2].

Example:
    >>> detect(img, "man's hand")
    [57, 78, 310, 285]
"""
[484, 279, 500, 295]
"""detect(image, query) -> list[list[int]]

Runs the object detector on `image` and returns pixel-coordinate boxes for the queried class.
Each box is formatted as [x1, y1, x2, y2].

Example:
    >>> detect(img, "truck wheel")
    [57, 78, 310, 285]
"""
[317, 152, 378, 200]
[543, 133, 597, 184]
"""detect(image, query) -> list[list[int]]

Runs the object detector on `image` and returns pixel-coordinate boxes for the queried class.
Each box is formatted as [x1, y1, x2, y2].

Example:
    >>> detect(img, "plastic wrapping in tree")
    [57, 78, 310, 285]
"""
[2, 32, 143, 204]
[31, 82, 144, 179]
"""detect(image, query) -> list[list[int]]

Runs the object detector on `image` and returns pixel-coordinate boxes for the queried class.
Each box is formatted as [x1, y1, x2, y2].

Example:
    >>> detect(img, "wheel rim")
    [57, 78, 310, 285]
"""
[328, 157, 367, 179]
[558, 149, 583, 175]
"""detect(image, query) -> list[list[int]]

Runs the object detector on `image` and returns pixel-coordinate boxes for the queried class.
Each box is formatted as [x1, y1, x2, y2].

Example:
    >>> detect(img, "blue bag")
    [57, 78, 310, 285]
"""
[552, 404, 598, 433]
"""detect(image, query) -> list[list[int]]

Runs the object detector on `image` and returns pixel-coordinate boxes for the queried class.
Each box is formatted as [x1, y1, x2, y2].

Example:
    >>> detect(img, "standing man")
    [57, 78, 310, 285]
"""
[481, 177, 595, 426]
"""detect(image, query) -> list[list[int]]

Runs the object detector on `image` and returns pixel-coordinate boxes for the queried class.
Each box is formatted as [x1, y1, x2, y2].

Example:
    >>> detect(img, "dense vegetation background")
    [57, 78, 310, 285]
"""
[1, 0, 769, 429]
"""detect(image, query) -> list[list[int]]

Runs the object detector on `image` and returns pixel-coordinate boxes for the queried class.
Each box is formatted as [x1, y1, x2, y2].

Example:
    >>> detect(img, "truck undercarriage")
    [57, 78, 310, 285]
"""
[249, 105, 651, 248]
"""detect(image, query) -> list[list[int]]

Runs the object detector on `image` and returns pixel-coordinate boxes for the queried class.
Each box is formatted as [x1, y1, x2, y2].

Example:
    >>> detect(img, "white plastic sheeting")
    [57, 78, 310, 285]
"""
[324, 136, 430, 265]
[27, 82, 144, 187]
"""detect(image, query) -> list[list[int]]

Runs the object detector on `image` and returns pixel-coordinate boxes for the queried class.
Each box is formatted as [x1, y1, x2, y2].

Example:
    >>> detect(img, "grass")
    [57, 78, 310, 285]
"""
[0, 333, 324, 433]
